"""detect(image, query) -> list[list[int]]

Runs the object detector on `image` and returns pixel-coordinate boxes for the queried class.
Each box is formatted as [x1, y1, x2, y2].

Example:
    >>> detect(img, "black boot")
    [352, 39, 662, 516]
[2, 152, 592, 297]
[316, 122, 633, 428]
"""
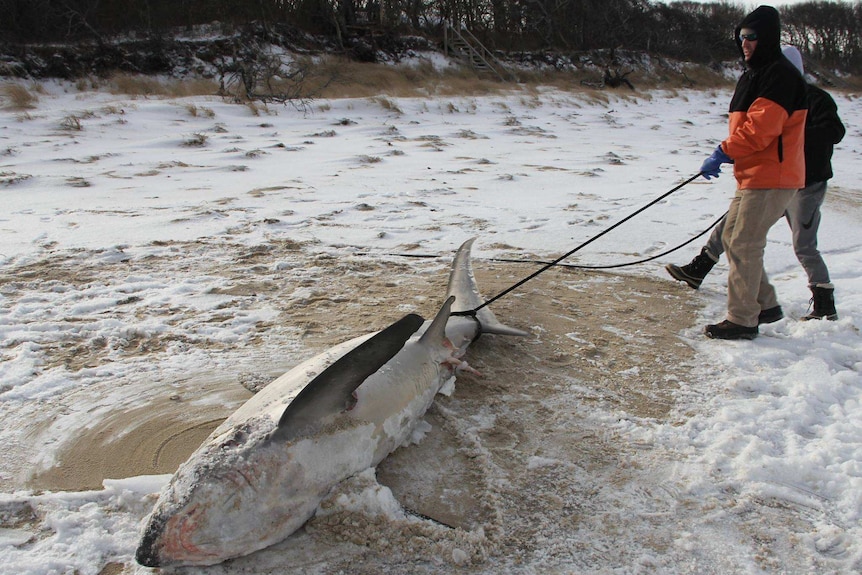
[802, 286, 838, 321]
[666, 248, 717, 290]
[705, 320, 758, 340]
[758, 305, 784, 325]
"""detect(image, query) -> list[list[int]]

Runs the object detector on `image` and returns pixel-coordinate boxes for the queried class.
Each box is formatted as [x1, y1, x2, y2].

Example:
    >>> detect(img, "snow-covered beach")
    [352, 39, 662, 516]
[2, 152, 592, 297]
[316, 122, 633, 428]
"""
[1, 77, 861, 574]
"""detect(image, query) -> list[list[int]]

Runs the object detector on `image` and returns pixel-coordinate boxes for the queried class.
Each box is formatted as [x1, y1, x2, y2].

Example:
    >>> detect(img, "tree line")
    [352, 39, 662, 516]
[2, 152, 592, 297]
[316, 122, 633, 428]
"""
[2, 0, 861, 74]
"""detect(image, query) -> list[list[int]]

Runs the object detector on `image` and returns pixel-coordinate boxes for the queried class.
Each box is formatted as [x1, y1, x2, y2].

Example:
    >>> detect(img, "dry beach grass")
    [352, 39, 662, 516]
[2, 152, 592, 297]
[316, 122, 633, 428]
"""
[1, 52, 739, 114]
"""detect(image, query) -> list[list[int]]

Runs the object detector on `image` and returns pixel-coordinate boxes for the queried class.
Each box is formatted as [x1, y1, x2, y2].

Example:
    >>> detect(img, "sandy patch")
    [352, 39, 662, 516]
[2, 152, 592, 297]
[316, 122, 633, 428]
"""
[16, 242, 699, 497]
[28, 385, 252, 492]
[3, 241, 705, 572]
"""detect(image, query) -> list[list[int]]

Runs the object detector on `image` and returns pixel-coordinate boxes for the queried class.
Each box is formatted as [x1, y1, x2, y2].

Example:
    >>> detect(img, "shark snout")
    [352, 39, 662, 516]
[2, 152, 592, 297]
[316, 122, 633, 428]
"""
[135, 519, 165, 567]
[135, 508, 218, 567]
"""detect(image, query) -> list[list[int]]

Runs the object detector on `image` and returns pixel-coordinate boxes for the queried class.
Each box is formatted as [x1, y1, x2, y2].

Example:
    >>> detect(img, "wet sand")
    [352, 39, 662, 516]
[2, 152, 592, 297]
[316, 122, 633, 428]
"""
[22, 251, 699, 515]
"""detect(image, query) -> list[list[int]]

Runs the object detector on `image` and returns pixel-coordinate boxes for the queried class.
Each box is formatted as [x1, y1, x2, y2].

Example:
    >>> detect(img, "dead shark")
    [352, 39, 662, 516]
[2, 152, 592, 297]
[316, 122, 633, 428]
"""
[135, 237, 527, 567]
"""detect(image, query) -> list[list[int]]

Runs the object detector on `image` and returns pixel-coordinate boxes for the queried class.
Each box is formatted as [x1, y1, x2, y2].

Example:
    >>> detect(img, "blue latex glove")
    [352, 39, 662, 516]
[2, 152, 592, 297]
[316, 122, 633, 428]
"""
[700, 145, 733, 180]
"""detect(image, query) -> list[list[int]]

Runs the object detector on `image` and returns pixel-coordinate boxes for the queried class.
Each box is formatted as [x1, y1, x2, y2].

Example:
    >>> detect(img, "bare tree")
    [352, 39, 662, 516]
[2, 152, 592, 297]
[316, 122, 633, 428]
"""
[2, 0, 862, 76]
[217, 37, 338, 112]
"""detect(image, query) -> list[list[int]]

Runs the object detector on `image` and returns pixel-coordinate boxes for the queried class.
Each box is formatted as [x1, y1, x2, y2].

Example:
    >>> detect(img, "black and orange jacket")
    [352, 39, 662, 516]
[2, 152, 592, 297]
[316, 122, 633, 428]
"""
[721, 6, 807, 190]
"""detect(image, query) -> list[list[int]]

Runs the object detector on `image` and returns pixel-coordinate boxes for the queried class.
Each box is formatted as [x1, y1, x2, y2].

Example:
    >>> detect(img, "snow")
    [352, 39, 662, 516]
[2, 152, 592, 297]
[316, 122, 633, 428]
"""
[1, 78, 861, 573]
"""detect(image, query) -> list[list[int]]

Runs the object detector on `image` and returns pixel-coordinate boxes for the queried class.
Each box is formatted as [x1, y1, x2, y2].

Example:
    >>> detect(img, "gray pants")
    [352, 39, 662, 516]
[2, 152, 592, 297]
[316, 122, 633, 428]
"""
[704, 181, 832, 289]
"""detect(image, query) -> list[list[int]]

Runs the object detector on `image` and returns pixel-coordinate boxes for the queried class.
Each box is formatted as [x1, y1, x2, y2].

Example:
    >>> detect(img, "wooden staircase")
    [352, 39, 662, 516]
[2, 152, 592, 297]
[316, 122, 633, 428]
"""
[443, 21, 513, 82]
[802, 57, 851, 89]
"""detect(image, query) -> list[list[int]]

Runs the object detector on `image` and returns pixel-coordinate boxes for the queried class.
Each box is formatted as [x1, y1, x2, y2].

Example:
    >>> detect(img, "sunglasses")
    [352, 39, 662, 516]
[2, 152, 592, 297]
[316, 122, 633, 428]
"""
[739, 32, 758, 41]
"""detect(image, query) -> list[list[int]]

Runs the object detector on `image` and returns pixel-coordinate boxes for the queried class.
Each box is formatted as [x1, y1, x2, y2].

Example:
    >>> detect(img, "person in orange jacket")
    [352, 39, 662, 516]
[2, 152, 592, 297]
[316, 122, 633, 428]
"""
[666, 45, 845, 324]
[693, 5, 808, 340]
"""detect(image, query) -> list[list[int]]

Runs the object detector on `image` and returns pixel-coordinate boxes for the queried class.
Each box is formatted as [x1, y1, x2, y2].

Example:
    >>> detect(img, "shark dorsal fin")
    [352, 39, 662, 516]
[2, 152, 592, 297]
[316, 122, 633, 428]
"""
[273, 313, 425, 441]
[419, 295, 454, 346]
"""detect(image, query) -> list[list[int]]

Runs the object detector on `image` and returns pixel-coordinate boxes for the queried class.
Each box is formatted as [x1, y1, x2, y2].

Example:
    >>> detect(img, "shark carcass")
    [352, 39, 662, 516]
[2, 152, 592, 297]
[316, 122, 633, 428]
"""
[136, 238, 527, 567]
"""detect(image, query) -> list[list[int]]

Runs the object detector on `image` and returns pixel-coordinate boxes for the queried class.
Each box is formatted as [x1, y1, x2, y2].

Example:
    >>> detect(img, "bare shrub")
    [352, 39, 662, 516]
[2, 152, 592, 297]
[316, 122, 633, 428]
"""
[579, 90, 611, 105]
[185, 104, 216, 118]
[108, 75, 217, 98]
[168, 79, 219, 98]
[372, 96, 402, 114]
[0, 171, 32, 186]
[430, 71, 502, 96]
[101, 105, 124, 115]
[373, 60, 511, 98]
[182, 132, 209, 147]
[109, 74, 169, 96]
[244, 101, 266, 116]
[216, 43, 337, 112]
[2, 84, 38, 110]
[75, 77, 94, 92]
[60, 115, 83, 131]
[66, 176, 91, 187]
[400, 60, 440, 84]
[314, 58, 462, 99]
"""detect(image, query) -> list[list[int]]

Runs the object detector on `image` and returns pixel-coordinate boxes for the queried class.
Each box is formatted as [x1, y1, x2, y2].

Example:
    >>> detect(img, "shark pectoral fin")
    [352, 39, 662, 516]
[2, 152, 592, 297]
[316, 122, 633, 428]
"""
[273, 313, 425, 442]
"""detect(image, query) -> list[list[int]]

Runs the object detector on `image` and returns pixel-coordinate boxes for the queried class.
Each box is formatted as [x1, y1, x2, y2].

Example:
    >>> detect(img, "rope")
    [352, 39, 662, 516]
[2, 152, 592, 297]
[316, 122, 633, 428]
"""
[456, 172, 704, 314]
[489, 211, 726, 270]
[355, 209, 724, 273]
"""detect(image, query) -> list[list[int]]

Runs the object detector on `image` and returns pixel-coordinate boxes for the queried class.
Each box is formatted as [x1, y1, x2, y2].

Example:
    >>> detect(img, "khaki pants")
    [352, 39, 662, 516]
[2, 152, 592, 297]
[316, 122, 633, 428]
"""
[722, 188, 797, 327]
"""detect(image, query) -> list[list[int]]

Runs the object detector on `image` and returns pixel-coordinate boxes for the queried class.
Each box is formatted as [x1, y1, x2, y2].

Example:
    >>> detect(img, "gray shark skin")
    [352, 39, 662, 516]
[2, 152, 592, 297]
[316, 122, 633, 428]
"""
[135, 238, 527, 568]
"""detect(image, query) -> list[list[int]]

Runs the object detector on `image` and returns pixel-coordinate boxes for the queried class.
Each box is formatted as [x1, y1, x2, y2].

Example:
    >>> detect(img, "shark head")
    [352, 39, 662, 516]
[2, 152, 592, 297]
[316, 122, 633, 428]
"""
[136, 414, 379, 567]
[136, 422, 315, 567]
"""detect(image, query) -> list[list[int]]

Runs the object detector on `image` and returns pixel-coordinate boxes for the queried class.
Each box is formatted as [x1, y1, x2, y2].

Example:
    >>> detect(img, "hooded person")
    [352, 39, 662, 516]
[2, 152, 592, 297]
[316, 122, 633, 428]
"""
[666, 42, 845, 323]
[780, 45, 846, 320]
[721, 6, 807, 190]
[694, 5, 809, 340]
[782, 44, 804, 75]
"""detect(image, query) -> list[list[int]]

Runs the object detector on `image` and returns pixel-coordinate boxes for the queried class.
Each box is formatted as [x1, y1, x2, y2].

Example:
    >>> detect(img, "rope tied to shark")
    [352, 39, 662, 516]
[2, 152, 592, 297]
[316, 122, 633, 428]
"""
[452, 172, 704, 317]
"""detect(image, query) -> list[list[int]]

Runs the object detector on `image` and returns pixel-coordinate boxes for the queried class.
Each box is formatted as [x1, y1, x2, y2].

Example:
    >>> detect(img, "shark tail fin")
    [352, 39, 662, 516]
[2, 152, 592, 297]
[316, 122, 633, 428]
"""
[448, 238, 529, 338]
